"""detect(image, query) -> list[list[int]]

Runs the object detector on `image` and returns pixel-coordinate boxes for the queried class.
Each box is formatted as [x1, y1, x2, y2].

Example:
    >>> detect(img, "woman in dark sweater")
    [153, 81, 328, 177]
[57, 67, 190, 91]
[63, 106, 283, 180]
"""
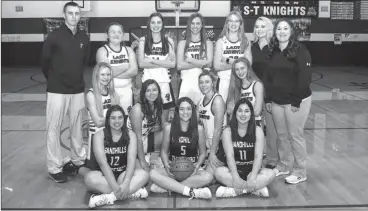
[265, 19, 312, 184]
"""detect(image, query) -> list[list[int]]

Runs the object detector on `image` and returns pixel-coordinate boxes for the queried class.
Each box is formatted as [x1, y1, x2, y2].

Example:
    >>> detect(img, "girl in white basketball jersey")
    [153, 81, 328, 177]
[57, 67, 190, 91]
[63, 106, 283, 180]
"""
[213, 10, 252, 102]
[138, 12, 176, 124]
[177, 13, 213, 104]
[127, 79, 164, 172]
[197, 70, 226, 174]
[227, 57, 264, 126]
[96, 22, 138, 116]
[85, 62, 120, 172]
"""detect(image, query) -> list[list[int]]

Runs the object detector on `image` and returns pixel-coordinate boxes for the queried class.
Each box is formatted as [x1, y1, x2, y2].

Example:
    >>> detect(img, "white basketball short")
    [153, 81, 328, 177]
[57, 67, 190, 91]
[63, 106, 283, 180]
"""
[158, 82, 175, 110]
[217, 70, 231, 102]
[179, 79, 203, 105]
[115, 86, 133, 115]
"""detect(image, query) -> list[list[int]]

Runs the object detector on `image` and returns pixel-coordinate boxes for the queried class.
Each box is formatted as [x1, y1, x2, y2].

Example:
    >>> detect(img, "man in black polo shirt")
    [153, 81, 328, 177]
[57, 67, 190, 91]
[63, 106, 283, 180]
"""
[41, 1, 90, 183]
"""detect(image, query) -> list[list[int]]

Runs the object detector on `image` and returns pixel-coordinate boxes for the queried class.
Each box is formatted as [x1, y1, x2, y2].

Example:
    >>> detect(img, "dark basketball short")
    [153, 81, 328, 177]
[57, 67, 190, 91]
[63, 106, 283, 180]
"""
[255, 119, 262, 127]
[237, 165, 253, 181]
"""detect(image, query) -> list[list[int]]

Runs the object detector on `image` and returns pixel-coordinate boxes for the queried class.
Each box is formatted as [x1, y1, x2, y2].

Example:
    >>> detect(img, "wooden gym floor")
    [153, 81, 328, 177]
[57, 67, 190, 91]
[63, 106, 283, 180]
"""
[1, 66, 368, 209]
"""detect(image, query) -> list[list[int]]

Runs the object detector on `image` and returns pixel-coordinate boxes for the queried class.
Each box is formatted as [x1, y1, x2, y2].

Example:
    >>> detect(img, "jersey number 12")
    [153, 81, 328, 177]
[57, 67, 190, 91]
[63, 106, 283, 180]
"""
[110, 156, 120, 166]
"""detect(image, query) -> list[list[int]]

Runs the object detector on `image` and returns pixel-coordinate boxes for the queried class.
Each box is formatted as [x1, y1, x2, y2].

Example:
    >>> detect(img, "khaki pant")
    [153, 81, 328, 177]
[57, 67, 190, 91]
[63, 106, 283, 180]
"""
[264, 105, 279, 166]
[46, 92, 86, 174]
[272, 97, 312, 177]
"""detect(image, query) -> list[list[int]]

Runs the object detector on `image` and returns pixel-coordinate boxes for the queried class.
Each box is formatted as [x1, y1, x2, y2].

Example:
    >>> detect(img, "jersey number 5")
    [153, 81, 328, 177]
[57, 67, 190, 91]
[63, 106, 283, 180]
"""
[181, 145, 186, 156]
[110, 156, 120, 166]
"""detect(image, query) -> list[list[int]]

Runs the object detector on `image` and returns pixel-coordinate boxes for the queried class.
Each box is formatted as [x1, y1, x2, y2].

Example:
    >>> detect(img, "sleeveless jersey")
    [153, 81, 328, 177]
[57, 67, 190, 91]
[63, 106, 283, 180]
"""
[230, 127, 255, 169]
[198, 93, 226, 139]
[88, 88, 111, 134]
[181, 41, 203, 80]
[218, 36, 244, 80]
[240, 81, 261, 121]
[104, 44, 132, 88]
[126, 105, 157, 137]
[103, 128, 129, 175]
[169, 127, 198, 163]
[143, 40, 170, 83]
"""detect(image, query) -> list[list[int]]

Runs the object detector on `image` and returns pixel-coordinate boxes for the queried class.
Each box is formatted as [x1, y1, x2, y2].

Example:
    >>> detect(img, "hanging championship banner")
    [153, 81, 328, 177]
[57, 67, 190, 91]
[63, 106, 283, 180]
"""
[231, 0, 318, 17]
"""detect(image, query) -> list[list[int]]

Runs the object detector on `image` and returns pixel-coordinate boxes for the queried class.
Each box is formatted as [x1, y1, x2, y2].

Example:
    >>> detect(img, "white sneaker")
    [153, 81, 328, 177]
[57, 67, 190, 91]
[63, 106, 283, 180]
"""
[88, 193, 115, 208]
[273, 168, 290, 177]
[150, 183, 168, 193]
[128, 188, 149, 200]
[215, 186, 237, 198]
[252, 187, 269, 197]
[190, 187, 212, 199]
[285, 175, 307, 184]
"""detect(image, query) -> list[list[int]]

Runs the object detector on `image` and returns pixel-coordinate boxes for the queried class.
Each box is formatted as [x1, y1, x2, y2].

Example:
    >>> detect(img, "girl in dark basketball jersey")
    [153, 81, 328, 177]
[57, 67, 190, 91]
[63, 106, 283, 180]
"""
[96, 23, 138, 116]
[213, 10, 252, 103]
[127, 79, 164, 172]
[149, 97, 212, 199]
[227, 57, 264, 126]
[214, 98, 275, 198]
[85, 105, 149, 208]
[177, 13, 214, 104]
[84, 62, 120, 174]
[138, 12, 176, 124]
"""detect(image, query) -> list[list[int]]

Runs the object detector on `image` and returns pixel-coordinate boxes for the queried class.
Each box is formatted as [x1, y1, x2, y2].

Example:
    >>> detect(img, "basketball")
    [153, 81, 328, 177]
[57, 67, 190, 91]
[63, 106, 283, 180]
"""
[170, 157, 195, 182]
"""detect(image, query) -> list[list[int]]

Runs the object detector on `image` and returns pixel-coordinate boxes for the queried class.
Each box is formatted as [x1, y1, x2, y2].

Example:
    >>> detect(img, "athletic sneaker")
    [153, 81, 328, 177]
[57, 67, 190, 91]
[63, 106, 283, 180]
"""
[62, 161, 84, 175]
[49, 172, 67, 183]
[88, 193, 115, 208]
[189, 187, 212, 199]
[128, 188, 149, 200]
[273, 168, 290, 177]
[215, 186, 237, 198]
[252, 187, 269, 197]
[285, 175, 307, 184]
[150, 183, 168, 193]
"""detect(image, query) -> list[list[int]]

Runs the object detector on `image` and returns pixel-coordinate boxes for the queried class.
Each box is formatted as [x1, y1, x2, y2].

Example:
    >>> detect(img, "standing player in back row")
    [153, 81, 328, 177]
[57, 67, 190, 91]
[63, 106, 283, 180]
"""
[177, 13, 213, 105]
[213, 10, 252, 102]
[96, 22, 138, 116]
[138, 12, 176, 124]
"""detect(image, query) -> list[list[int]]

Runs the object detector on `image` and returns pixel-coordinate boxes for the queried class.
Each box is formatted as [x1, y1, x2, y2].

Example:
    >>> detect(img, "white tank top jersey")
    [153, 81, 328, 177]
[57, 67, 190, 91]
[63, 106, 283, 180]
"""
[126, 112, 157, 137]
[87, 88, 111, 134]
[218, 36, 244, 80]
[198, 93, 226, 139]
[143, 40, 170, 83]
[181, 41, 203, 81]
[104, 44, 132, 88]
[240, 81, 261, 121]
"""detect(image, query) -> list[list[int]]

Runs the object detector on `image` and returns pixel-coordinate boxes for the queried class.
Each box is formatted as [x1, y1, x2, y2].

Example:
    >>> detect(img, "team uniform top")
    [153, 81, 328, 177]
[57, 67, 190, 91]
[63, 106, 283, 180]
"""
[198, 93, 226, 140]
[218, 36, 244, 80]
[87, 88, 111, 134]
[181, 41, 203, 80]
[102, 128, 129, 177]
[104, 44, 132, 87]
[169, 127, 199, 163]
[126, 105, 158, 137]
[142, 40, 170, 83]
[240, 81, 261, 121]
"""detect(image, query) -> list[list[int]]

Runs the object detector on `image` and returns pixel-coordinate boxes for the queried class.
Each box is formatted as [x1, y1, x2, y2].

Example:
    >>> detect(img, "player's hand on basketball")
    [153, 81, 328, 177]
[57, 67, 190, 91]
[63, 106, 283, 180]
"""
[266, 103, 272, 113]
[165, 165, 175, 178]
[291, 106, 299, 112]
[141, 160, 150, 172]
[246, 179, 257, 193]
[190, 166, 199, 177]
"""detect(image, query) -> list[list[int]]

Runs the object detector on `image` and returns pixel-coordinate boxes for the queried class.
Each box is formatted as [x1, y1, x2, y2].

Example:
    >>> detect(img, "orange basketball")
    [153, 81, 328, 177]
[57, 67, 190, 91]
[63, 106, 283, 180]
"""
[170, 157, 195, 182]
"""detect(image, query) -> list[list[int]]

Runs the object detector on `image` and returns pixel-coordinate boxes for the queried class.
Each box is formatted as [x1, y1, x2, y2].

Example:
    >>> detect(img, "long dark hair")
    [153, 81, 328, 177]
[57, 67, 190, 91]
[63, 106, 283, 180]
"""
[229, 98, 256, 143]
[183, 13, 208, 59]
[268, 18, 300, 60]
[170, 97, 199, 143]
[140, 79, 163, 129]
[144, 12, 170, 56]
[104, 105, 129, 144]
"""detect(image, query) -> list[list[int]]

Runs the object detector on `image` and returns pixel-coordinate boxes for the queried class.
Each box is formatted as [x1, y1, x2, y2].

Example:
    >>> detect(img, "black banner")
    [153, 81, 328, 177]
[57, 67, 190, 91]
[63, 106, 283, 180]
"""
[231, 1, 318, 17]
